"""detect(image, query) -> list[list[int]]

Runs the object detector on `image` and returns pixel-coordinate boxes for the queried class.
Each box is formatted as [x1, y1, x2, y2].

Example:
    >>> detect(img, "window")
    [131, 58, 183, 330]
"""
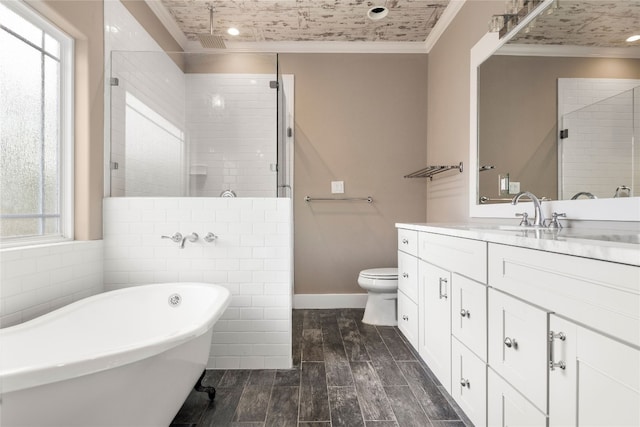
[0, 1, 73, 246]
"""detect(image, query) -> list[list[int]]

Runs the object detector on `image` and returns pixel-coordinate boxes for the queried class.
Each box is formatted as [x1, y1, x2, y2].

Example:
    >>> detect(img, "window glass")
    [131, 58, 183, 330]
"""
[0, 1, 73, 244]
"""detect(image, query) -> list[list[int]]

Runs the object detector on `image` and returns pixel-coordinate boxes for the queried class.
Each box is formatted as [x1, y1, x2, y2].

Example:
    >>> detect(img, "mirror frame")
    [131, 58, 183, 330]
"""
[469, 0, 640, 222]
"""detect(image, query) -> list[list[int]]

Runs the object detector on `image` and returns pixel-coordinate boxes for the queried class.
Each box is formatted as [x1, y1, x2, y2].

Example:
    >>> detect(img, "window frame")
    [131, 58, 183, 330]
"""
[0, 0, 74, 248]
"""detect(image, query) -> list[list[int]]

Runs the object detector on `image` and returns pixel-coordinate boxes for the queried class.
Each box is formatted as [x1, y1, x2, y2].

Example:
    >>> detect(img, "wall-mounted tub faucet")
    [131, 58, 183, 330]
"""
[181, 232, 199, 249]
[511, 191, 545, 227]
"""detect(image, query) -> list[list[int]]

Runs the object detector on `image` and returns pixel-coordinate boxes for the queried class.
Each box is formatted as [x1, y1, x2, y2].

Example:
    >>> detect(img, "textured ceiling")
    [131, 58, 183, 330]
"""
[159, 0, 451, 43]
[508, 0, 640, 48]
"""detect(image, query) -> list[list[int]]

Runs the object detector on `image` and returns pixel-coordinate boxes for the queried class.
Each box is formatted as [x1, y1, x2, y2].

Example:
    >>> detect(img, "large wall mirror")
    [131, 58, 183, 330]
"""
[470, 0, 640, 221]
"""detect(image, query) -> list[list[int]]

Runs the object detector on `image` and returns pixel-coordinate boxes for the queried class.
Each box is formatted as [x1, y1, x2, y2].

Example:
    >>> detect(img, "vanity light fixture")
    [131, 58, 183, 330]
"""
[626, 34, 640, 42]
[489, 0, 546, 38]
[227, 27, 239, 36]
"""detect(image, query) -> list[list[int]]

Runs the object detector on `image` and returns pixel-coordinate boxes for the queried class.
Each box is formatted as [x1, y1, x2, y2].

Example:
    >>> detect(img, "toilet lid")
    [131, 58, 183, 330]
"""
[359, 268, 398, 279]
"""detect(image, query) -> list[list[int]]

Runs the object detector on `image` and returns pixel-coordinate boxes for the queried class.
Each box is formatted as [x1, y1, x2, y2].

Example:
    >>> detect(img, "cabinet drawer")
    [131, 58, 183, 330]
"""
[488, 368, 547, 427]
[488, 289, 548, 413]
[452, 337, 487, 427]
[419, 232, 487, 284]
[489, 243, 640, 347]
[451, 274, 487, 361]
[398, 251, 418, 303]
[398, 228, 418, 256]
[398, 291, 419, 349]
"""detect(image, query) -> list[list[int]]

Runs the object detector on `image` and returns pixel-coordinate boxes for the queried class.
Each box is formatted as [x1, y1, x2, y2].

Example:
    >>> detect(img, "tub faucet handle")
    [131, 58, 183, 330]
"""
[161, 232, 183, 243]
[204, 232, 218, 243]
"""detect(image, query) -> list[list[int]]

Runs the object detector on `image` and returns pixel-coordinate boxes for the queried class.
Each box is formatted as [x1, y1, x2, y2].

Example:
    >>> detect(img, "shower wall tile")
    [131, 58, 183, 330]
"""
[0, 241, 104, 328]
[186, 74, 278, 198]
[103, 197, 293, 369]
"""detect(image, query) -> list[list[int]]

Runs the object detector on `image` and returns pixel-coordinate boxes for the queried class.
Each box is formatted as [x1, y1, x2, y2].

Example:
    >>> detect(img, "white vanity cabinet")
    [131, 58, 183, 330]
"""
[418, 260, 452, 392]
[488, 241, 640, 426]
[451, 336, 487, 426]
[417, 232, 488, 413]
[548, 315, 640, 427]
[488, 288, 549, 413]
[397, 229, 419, 348]
[396, 224, 639, 427]
[487, 368, 547, 427]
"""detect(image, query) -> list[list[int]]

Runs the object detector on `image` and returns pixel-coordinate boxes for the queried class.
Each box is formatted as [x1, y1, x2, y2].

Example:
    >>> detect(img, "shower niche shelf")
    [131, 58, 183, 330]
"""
[404, 162, 463, 180]
[189, 165, 208, 176]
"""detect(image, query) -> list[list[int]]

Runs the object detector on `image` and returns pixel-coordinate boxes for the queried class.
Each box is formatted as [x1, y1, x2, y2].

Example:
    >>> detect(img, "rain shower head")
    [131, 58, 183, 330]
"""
[198, 5, 226, 49]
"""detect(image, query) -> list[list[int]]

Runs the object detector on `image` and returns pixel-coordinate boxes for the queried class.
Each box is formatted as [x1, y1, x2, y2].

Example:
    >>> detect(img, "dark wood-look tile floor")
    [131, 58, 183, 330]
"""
[171, 309, 472, 427]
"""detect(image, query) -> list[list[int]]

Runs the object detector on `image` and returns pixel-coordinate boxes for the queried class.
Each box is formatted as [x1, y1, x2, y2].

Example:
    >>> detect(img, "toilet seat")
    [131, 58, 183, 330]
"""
[359, 268, 398, 280]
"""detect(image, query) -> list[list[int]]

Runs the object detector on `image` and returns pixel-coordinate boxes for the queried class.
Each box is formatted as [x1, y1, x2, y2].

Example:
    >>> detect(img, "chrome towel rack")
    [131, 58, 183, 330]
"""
[304, 196, 373, 203]
[404, 162, 463, 180]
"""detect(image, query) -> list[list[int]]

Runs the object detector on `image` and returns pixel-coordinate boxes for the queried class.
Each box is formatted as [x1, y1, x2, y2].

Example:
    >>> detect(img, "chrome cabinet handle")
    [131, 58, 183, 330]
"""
[402, 315, 409, 321]
[460, 309, 470, 318]
[402, 272, 409, 278]
[549, 330, 567, 371]
[402, 238, 409, 244]
[460, 378, 470, 388]
[504, 337, 518, 349]
[438, 277, 448, 299]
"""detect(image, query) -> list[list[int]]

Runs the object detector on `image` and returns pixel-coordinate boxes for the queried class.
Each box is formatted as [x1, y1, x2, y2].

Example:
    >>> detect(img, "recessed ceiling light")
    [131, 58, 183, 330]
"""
[367, 6, 388, 21]
[626, 34, 640, 42]
[227, 27, 240, 36]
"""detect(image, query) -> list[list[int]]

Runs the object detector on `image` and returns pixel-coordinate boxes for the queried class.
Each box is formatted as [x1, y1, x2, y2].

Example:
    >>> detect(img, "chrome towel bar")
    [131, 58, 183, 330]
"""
[404, 162, 463, 180]
[304, 196, 373, 203]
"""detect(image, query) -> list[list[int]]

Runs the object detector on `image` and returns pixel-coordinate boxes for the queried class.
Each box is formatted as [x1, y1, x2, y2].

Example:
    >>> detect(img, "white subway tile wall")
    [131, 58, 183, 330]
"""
[186, 74, 278, 198]
[105, 1, 277, 198]
[558, 78, 640, 199]
[103, 197, 293, 369]
[0, 241, 104, 327]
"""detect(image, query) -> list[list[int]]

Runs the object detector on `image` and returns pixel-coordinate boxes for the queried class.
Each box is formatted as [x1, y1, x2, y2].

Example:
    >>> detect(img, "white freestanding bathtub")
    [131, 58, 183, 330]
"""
[0, 282, 231, 427]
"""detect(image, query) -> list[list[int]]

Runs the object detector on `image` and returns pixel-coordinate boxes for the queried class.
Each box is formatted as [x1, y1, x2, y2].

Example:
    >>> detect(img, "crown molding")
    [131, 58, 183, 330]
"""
[144, 0, 189, 50]
[424, 0, 466, 53]
[184, 40, 429, 54]
[496, 43, 640, 59]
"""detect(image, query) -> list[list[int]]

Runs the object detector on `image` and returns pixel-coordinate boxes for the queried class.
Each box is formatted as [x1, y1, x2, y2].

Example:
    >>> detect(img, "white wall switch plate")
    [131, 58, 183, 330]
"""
[331, 181, 344, 194]
[509, 181, 521, 194]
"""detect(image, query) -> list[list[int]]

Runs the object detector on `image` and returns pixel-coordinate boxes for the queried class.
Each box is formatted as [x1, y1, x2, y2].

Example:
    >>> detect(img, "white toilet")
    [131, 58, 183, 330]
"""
[358, 267, 399, 326]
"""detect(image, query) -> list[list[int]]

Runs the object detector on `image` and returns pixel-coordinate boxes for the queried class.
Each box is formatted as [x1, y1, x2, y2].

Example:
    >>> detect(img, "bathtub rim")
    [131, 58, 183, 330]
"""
[0, 282, 231, 394]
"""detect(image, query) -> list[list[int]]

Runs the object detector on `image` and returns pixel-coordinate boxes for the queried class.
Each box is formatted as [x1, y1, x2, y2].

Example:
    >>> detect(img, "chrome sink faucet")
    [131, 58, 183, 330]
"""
[511, 191, 545, 227]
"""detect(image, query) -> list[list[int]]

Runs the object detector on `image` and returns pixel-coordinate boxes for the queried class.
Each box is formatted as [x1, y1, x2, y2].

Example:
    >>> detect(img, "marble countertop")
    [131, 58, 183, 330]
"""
[396, 222, 640, 267]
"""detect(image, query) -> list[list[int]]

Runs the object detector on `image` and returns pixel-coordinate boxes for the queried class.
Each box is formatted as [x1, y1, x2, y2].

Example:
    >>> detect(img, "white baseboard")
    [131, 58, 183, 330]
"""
[293, 293, 367, 309]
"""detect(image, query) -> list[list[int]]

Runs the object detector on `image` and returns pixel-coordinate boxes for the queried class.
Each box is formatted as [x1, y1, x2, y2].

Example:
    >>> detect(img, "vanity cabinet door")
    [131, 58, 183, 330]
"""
[419, 260, 451, 393]
[452, 337, 487, 427]
[398, 291, 419, 349]
[398, 250, 418, 303]
[488, 289, 548, 413]
[451, 274, 487, 361]
[487, 368, 547, 427]
[549, 315, 640, 427]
